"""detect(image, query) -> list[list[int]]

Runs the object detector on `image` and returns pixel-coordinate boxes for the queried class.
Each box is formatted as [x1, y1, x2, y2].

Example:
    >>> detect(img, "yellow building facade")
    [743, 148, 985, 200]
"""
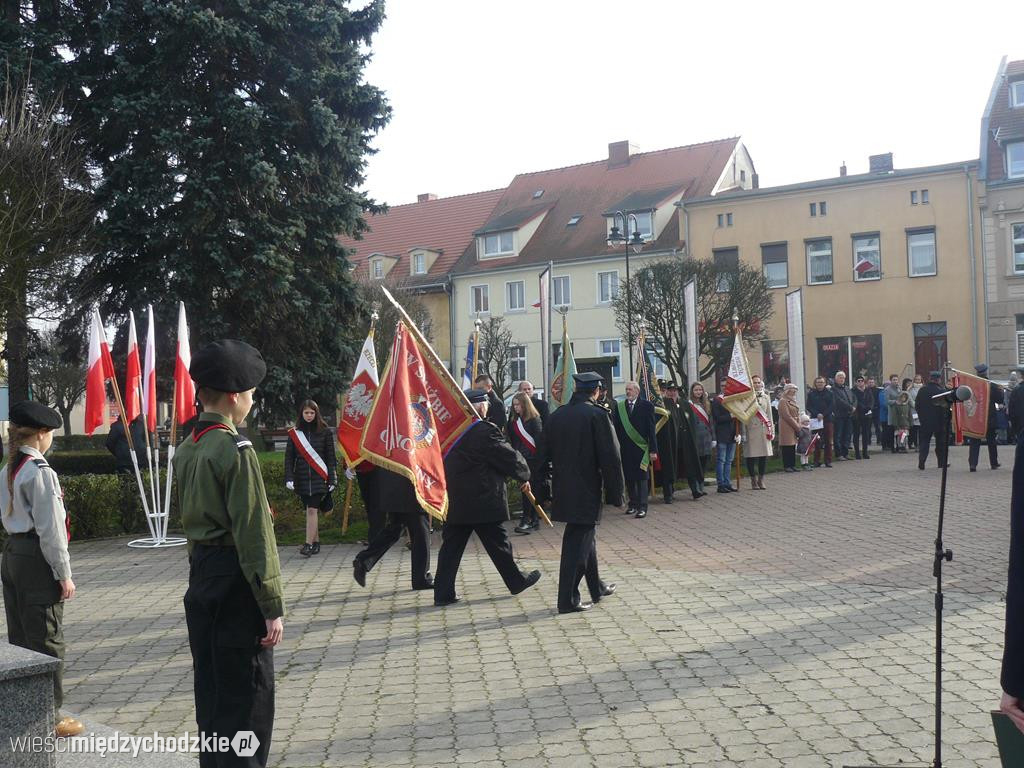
[682, 160, 985, 388]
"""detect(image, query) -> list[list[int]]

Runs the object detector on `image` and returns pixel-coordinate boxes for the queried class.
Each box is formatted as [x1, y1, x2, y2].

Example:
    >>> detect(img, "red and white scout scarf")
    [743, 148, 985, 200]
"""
[690, 401, 711, 428]
[288, 427, 329, 482]
[512, 417, 537, 455]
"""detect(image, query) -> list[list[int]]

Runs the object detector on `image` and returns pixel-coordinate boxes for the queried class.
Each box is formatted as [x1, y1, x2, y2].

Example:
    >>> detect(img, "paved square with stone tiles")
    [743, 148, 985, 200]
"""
[4, 445, 1017, 766]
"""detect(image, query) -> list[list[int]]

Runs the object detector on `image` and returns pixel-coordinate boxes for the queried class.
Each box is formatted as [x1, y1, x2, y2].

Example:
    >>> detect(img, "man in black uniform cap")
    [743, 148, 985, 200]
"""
[915, 370, 948, 470]
[433, 389, 541, 606]
[967, 363, 1002, 471]
[656, 381, 679, 503]
[542, 372, 624, 614]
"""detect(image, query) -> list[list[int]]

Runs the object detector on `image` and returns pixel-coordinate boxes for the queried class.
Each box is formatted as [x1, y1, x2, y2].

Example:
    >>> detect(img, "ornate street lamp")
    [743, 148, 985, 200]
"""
[607, 211, 645, 376]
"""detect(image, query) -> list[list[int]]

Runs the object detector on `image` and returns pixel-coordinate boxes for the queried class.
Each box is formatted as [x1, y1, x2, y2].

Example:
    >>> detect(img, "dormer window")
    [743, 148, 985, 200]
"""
[1012, 80, 1024, 108]
[412, 252, 426, 275]
[481, 231, 515, 258]
[606, 211, 653, 241]
[371, 259, 384, 279]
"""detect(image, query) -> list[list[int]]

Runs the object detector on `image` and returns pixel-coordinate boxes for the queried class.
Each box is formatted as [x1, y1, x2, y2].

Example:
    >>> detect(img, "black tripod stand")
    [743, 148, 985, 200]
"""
[846, 400, 955, 768]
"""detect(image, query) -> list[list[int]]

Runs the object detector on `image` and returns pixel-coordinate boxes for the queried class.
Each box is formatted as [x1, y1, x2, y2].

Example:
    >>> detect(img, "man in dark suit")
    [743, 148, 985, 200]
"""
[433, 389, 540, 606]
[915, 371, 947, 470]
[967, 363, 1002, 471]
[518, 380, 550, 424]
[611, 380, 658, 519]
[1000, 426, 1024, 732]
[542, 372, 624, 614]
[475, 374, 507, 430]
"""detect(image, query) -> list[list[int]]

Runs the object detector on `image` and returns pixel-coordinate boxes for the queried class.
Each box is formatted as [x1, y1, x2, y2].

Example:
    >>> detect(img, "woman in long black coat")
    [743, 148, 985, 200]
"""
[284, 399, 338, 557]
[507, 392, 548, 534]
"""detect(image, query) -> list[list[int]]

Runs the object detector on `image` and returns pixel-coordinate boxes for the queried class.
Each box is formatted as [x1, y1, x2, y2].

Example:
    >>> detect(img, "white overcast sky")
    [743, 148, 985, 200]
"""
[361, 0, 1024, 207]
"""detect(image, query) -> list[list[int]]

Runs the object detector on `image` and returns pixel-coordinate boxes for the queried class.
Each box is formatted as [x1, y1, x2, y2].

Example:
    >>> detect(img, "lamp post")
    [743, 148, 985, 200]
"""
[607, 211, 644, 376]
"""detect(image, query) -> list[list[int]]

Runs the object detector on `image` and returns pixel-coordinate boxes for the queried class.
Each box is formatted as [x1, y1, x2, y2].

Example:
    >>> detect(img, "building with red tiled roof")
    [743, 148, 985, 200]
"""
[449, 138, 754, 395]
[979, 56, 1024, 375]
[338, 188, 505, 364]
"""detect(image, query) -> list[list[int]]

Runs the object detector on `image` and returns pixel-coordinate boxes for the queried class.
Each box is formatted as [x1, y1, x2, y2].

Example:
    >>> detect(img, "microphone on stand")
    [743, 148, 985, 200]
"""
[931, 385, 973, 403]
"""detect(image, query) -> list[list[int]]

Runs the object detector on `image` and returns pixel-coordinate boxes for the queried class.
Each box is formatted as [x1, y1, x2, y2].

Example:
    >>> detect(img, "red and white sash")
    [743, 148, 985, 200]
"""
[690, 402, 711, 429]
[755, 403, 775, 442]
[512, 417, 537, 455]
[288, 427, 329, 481]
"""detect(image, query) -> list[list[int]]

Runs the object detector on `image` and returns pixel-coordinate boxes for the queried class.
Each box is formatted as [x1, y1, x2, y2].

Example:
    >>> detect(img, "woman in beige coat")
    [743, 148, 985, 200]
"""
[741, 375, 774, 489]
[777, 383, 801, 473]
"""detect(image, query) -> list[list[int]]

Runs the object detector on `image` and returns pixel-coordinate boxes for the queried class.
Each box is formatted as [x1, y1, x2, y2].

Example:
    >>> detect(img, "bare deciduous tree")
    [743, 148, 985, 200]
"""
[29, 329, 86, 436]
[477, 316, 519, 399]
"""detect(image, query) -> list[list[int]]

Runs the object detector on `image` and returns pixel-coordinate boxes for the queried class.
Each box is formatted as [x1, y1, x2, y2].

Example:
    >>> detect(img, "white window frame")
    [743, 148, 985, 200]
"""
[552, 275, 571, 308]
[910, 190, 918, 205]
[648, 343, 669, 379]
[598, 338, 623, 381]
[852, 234, 882, 282]
[921, 189, 929, 204]
[371, 259, 384, 279]
[1009, 142, 1024, 179]
[1012, 222, 1024, 275]
[597, 270, 619, 304]
[806, 239, 833, 285]
[508, 345, 527, 383]
[761, 243, 788, 289]
[1011, 80, 1024, 108]
[480, 230, 515, 259]
[411, 252, 426, 275]
[470, 284, 490, 315]
[907, 229, 937, 278]
[505, 280, 525, 313]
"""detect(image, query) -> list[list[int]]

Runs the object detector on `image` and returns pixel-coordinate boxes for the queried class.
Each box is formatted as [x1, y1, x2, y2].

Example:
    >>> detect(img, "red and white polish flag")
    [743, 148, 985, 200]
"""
[174, 302, 196, 425]
[85, 310, 116, 435]
[125, 311, 143, 423]
[143, 305, 158, 432]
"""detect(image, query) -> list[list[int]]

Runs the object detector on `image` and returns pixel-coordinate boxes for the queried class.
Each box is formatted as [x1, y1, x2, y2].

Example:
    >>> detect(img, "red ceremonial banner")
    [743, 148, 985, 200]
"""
[360, 322, 449, 521]
[953, 370, 990, 440]
[338, 328, 379, 467]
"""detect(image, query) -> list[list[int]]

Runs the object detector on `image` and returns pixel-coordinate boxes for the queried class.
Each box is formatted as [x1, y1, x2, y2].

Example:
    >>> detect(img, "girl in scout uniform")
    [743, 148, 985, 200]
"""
[284, 399, 337, 558]
[1, 400, 83, 738]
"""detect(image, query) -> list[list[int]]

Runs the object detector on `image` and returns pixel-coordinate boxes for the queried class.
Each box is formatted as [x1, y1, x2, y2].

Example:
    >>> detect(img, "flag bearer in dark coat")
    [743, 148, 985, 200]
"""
[433, 390, 541, 606]
[175, 340, 282, 768]
[967, 363, 1002, 471]
[543, 372, 624, 614]
[1, 401, 83, 739]
[654, 381, 679, 503]
[915, 371, 948, 470]
[1000, 428, 1024, 731]
[611, 381, 658, 519]
[352, 467, 433, 590]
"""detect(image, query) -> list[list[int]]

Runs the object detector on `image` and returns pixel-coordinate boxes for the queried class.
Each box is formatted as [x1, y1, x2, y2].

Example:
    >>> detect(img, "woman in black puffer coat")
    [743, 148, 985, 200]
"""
[285, 399, 338, 557]
[507, 392, 548, 534]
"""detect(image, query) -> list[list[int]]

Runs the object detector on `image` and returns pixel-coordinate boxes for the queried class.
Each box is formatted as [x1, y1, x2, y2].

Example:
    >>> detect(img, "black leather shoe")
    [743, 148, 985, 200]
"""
[514, 522, 533, 534]
[310, 542, 320, 555]
[412, 578, 434, 590]
[558, 602, 592, 614]
[635, 509, 647, 519]
[970, 466, 977, 472]
[511, 570, 541, 595]
[434, 596, 460, 606]
[300, 543, 313, 558]
[593, 583, 616, 603]
[717, 487, 730, 493]
[353, 558, 367, 587]
[993, 464, 1002, 469]
[918, 463, 925, 470]
[625, 507, 636, 515]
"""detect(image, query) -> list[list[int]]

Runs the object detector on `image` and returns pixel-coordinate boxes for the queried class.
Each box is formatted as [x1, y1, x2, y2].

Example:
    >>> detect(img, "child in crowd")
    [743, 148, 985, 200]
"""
[891, 391, 912, 453]
[796, 413, 815, 471]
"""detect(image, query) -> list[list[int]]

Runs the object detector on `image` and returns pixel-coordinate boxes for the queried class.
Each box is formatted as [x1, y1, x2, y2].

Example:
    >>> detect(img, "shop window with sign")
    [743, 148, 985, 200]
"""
[816, 335, 882, 382]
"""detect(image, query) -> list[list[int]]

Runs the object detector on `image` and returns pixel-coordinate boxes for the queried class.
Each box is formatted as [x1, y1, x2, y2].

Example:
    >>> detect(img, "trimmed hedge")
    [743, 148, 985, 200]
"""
[52, 434, 110, 452]
[47, 452, 119, 476]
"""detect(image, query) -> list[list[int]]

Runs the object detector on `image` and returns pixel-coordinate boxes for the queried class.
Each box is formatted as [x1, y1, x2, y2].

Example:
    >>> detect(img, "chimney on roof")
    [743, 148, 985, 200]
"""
[608, 140, 632, 168]
[417, 193, 438, 203]
[839, 162, 847, 177]
[868, 153, 893, 174]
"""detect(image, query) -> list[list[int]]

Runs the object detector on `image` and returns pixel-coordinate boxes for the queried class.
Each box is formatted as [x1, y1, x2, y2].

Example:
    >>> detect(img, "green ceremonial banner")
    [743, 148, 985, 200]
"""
[549, 315, 577, 411]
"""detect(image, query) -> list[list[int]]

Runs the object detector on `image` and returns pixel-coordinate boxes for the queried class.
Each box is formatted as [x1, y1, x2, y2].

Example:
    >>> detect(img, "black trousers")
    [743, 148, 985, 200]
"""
[355, 471, 386, 542]
[918, 424, 948, 467]
[2, 535, 65, 711]
[852, 417, 871, 457]
[433, 521, 528, 601]
[184, 545, 274, 768]
[781, 445, 796, 469]
[356, 511, 431, 588]
[626, 474, 649, 511]
[558, 524, 604, 610]
[968, 427, 999, 469]
[657, 464, 676, 501]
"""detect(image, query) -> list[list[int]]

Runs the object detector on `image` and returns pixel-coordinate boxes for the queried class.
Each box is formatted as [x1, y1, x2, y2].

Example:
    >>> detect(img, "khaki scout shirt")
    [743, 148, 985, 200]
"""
[173, 412, 284, 619]
[0, 447, 72, 581]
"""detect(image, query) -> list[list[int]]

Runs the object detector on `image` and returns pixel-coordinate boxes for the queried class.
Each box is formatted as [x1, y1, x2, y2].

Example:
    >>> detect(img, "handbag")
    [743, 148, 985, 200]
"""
[319, 490, 335, 513]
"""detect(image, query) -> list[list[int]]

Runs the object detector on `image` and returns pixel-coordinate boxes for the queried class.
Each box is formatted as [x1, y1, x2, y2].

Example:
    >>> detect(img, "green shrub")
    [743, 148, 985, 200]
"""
[51, 434, 109, 452]
[47, 452, 118, 476]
